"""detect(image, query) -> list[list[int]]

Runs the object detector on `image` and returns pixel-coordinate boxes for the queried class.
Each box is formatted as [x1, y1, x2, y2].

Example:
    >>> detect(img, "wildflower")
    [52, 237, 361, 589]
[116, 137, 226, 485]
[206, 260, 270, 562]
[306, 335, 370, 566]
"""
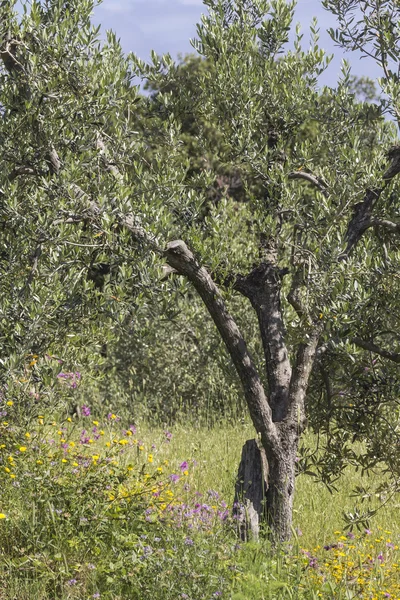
[67, 578, 77, 586]
[0, 513, 6, 519]
[180, 461, 188, 472]
[148, 454, 153, 463]
[19, 446, 27, 452]
[6, 401, 13, 406]
[170, 474, 180, 483]
[93, 594, 100, 599]
[164, 430, 172, 441]
[184, 537, 194, 546]
[81, 405, 91, 417]
[207, 490, 219, 500]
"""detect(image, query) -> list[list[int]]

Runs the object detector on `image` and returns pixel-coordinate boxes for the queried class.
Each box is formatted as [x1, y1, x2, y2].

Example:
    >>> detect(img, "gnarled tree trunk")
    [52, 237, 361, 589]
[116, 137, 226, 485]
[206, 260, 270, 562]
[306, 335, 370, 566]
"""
[165, 240, 321, 543]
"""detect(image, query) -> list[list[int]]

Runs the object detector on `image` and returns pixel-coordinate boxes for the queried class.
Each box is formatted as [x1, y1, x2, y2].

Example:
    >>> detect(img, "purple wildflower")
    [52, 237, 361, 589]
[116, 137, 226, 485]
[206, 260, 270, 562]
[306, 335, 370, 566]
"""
[81, 405, 91, 417]
[67, 578, 77, 586]
[207, 490, 219, 500]
[169, 474, 180, 483]
[180, 461, 188, 471]
[184, 537, 194, 546]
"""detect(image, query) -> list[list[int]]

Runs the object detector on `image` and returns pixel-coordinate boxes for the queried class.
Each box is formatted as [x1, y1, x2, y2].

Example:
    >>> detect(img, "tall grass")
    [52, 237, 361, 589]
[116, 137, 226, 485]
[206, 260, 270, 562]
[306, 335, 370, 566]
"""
[1, 411, 399, 599]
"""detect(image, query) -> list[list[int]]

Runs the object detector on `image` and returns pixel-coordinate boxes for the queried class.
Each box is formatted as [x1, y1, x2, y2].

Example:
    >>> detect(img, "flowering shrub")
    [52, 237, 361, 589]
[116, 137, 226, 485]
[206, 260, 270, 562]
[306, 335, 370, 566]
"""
[0, 404, 236, 599]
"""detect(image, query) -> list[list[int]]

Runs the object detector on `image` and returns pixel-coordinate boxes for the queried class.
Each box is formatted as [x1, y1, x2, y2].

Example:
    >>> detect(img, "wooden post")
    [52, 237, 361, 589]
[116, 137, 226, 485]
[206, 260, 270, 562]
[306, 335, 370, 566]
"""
[233, 439, 269, 541]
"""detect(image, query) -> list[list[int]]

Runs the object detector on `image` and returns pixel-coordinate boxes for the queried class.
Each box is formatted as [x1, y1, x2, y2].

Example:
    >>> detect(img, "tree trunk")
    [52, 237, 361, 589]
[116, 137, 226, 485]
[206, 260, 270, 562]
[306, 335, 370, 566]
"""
[164, 240, 319, 543]
[234, 433, 298, 543]
[265, 431, 298, 542]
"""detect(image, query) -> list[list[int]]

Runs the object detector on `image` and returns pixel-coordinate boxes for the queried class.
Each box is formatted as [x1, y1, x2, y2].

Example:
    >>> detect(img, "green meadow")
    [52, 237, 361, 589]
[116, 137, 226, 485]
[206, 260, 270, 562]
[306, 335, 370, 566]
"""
[1, 410, 399, 600]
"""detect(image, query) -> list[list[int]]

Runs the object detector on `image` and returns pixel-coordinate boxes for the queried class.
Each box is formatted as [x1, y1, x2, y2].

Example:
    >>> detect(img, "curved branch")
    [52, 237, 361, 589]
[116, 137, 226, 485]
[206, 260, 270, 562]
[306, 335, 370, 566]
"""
[351, 337, 400, 364]
[288, 171, 329, 197]
[366, 218, 400, 234]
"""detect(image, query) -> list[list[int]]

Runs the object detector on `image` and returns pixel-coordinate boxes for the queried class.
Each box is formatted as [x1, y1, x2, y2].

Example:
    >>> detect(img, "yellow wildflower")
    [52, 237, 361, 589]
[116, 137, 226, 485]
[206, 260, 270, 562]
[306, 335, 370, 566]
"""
[19, 447, 27, 453]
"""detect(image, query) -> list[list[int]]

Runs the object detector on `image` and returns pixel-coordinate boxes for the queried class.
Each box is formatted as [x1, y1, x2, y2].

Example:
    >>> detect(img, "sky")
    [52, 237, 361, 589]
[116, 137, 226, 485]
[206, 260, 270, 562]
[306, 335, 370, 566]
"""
[92, 0, 384, 88]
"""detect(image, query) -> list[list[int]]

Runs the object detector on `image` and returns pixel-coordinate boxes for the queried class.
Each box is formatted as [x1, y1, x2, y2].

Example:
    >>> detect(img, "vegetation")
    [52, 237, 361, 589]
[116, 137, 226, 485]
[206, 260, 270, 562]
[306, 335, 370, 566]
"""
[1, 404, 400, 599]
[1, 0, 400, 594]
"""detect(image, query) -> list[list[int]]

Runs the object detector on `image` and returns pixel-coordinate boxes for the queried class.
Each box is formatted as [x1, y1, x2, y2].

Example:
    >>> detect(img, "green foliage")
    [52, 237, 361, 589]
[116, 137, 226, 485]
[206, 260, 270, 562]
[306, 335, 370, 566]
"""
[1, 0, 400, 531]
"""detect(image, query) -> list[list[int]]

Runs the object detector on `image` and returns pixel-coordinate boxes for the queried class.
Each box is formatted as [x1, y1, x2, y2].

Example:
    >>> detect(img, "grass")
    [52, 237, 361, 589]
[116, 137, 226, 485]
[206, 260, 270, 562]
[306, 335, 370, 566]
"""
[1, 408, 400, 599]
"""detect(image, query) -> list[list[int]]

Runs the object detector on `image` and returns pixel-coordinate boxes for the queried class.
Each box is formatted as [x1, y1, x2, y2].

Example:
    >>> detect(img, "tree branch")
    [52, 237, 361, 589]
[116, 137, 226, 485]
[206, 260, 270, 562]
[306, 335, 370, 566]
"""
[288, 171, 329, 197]
[365, 218, 400, 234]
[164, 240, 279, 453]
[287, 325, 323, 428]
[351, 337, 400, 364]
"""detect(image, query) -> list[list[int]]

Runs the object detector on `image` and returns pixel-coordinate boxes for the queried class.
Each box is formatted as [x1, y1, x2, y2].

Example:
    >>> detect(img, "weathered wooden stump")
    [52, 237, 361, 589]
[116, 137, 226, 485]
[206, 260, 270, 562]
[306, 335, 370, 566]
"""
[233, 438, 269, 541]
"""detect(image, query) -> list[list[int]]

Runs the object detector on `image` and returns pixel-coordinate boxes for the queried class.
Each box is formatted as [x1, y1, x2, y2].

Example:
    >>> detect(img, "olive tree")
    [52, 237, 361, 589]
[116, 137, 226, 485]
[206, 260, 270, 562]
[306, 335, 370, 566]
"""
[1, 0, 400, 542]
[150, 0, 400, 541]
